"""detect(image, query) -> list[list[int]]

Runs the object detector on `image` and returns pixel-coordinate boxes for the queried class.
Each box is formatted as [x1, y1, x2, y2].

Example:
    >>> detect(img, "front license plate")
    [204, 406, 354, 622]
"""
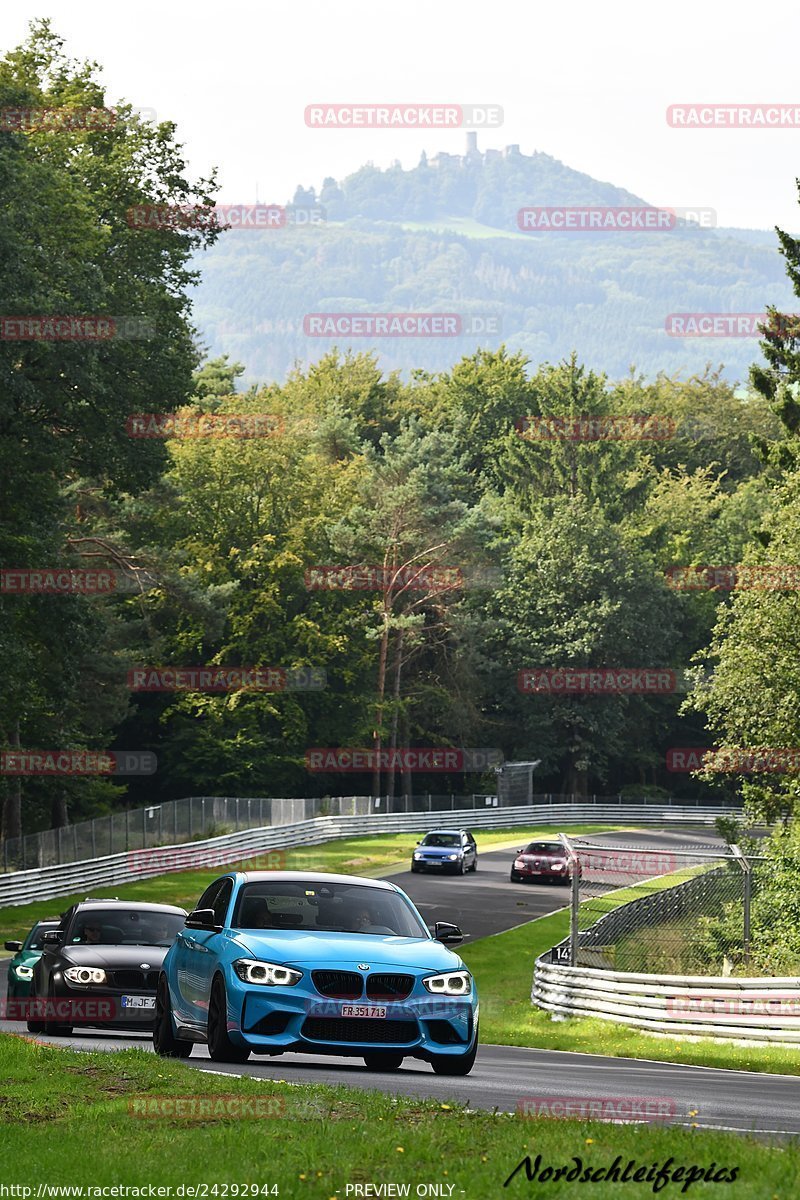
[121, 995, 155, 1010]
[341, 1004, 387, 1019]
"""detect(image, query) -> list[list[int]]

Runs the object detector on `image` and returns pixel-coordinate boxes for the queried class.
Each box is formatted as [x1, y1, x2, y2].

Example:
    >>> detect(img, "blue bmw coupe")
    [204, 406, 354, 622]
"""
[154, 871, 478, 1074]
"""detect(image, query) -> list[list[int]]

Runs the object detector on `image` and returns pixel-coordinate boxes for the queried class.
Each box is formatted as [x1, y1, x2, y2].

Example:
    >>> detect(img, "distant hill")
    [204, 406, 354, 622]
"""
[191, 139, 795, 383]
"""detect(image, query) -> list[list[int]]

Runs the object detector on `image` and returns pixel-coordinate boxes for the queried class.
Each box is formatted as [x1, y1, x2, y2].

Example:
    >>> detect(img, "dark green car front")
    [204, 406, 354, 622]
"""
[5, 919, 61, 999]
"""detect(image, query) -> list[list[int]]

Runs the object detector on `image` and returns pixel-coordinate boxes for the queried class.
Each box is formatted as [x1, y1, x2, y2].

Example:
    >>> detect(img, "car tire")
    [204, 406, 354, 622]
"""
[457, 859, 466, 875]
[26, 986, 44, 1034]
[430, 1030, 478, 1077]
[43, 982, 72, 1037]
[153, 976, 193, 1058]
[363, 1052, 404, 1071]
[410, 864, 420, 873]
[470, 858, 477, 872]
[510, 871, 521, 883]
[207, 976, 250, 1063]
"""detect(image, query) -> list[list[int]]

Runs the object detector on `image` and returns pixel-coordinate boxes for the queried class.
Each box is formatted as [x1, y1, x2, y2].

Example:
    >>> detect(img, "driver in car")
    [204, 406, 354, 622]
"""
[76, 922, 103, 944]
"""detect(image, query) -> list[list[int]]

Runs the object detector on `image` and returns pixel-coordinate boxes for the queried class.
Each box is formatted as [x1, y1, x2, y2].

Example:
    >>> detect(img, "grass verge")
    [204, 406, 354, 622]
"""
[0, 824, 628, 943]
[0, 1033, 792, 1197]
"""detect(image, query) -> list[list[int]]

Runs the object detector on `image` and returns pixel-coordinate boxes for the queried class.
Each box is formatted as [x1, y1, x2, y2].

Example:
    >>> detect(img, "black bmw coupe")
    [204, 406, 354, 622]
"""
[26, 899, 186, 1035]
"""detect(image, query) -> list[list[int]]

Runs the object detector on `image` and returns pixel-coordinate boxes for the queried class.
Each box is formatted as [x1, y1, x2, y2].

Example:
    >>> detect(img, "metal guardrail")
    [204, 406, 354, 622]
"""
[0, 802, 737, 908]
[533, 957, 800, 1044]
[1, 791, 742, 871]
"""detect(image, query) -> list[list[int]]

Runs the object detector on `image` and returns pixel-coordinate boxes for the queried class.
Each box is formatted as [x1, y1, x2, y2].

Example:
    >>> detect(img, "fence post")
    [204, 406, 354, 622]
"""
[730, 845, 751, 965]
[559, 833, 580, 967]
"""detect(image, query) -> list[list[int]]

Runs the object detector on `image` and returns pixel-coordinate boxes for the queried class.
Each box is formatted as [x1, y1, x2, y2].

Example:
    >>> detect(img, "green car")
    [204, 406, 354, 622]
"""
[5, 918, 61, 1000]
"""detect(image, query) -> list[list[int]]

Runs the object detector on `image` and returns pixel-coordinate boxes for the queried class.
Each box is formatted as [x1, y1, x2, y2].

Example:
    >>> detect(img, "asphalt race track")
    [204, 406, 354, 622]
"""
[5, 826, 800, 1137]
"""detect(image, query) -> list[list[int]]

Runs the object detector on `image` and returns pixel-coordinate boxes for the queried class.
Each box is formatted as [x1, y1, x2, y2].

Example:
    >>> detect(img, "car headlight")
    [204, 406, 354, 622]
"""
[13, 965, 33, 980]
[423, 970, 472, 996]
[447, 854, 459, 861]
[64, 966, 107, 985]
[232, 959, 302, 986]
[551, 860, 566, 870]
[514, 858, 525, 867]
[413, 852, 423, 858]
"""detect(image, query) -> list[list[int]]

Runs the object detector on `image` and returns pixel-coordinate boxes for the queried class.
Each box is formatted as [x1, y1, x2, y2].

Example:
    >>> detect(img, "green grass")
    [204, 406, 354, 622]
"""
[462, 894, 800, 1077]
[0, 1034, 793, 1196]
[0, 824, 629, 943]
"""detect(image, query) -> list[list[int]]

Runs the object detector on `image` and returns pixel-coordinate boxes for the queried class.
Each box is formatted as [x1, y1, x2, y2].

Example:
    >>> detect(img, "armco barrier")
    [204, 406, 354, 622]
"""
[0, 803, 737, 909]
[533, 957, 800, 1045]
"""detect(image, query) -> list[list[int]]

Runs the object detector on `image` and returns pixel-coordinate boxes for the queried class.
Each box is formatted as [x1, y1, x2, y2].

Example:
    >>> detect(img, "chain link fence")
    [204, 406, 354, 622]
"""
[0, 791, 733, 872]
[553, 835, 769, 976]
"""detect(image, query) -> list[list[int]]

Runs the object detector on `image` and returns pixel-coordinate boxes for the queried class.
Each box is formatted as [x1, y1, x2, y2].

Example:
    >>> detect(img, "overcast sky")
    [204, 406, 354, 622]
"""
[3, 0, 800, 230]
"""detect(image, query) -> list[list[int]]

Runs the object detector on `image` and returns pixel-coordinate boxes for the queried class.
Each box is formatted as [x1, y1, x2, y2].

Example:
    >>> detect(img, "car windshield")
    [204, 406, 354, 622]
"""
[232, 881, 428, 938]
[524, 843, 562, 855]
[69, 910, 184, 946]
[24, 923, 58, 951]
[421, 834, 461, 847]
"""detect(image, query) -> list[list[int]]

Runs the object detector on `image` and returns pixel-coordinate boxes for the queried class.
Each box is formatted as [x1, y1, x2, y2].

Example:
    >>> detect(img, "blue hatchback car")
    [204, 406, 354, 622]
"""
[155, 871, 478, 1075]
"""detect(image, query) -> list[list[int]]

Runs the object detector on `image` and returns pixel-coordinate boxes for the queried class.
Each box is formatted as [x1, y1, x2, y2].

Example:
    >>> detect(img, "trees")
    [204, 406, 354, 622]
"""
[0, 21, 218, 837]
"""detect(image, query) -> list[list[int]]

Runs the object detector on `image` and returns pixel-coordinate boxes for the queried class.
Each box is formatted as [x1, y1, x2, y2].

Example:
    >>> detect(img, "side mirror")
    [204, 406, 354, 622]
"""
[43, 930, 63, 945]
[185, 908, 221, 930]
[4, 940, 22, 952]
[416, 840, 422, 845]
[434, 921, 463, 945]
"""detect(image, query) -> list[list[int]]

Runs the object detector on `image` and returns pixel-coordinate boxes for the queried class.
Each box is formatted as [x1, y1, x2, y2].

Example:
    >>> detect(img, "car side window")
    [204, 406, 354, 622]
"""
[212, 879, 233, 927]
[196, 880, 223, 914]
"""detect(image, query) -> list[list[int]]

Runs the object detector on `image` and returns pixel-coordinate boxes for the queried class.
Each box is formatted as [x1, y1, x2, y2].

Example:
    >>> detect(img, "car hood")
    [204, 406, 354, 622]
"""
[516, 853, 565, 864]
[15, 950, 43, 968]
[60, 945, 170, 968]
[416, 846, 461, 857]
[230, 930, 462, 971]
